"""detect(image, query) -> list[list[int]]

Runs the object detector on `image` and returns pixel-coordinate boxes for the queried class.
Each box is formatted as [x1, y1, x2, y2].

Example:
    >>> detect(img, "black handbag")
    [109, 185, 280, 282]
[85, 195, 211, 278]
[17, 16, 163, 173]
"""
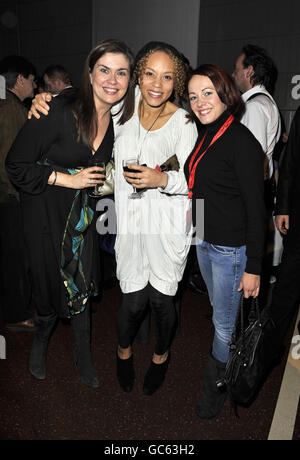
[223, 296, 279, 407]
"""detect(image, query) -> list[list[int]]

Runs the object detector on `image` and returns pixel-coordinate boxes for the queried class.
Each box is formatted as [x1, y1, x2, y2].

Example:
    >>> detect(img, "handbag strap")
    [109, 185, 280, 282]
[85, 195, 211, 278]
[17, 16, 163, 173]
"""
[238, 295, 261, 350]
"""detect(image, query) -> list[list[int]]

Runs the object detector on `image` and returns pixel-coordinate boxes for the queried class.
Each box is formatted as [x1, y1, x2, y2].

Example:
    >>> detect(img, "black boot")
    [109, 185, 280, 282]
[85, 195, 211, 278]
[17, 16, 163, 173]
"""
[116, 350, 135, 393]
[143, 352, 170, 396]
[28, 312, 57, 380]
[71, 306, 99, 389]
[196, 353, 227, 419]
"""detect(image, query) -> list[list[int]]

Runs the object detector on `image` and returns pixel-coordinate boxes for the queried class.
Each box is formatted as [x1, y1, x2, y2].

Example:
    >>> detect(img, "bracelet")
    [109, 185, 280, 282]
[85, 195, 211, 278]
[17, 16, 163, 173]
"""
[52, 170, 57, 186]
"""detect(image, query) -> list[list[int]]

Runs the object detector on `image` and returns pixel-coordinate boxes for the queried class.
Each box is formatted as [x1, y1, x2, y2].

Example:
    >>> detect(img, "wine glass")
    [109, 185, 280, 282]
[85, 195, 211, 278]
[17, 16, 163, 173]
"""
[122, 158, 143, 199]
[88, 158, 106, 198]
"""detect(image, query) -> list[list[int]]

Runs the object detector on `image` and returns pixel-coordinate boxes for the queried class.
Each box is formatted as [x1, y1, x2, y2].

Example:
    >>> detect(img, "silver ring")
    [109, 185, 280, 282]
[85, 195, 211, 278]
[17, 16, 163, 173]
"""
[89, 179, 93, 184]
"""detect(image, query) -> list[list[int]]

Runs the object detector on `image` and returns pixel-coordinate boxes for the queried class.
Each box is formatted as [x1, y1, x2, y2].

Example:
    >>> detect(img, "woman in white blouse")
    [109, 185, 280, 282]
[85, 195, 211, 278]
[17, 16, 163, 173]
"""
[114, 42, 197, 396]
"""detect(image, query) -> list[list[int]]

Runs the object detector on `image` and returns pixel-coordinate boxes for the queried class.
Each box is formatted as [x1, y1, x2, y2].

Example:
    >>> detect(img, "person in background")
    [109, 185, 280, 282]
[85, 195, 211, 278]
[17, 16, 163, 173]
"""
[6, 39, 134, 388]
[232, 44, 281, 292]
[43, 64, 73, 96]
[0, 55, 37, 332]
[185, 64, 265, 419]
[270, 105, 300, 344]
[232, 44, 280, 182]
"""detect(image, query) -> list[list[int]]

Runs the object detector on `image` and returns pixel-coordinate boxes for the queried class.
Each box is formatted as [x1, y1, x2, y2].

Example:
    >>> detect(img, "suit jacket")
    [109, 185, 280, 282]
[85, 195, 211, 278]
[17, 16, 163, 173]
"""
[0, 90, 27, 201]
[275, 106, 300, 217]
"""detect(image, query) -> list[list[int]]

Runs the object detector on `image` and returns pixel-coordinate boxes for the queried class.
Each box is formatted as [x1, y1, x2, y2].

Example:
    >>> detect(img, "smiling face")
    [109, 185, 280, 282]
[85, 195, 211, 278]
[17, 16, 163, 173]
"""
[89, 52, 130, 108]
[138, 51, 175, 108]
[188, 74, 227, 124]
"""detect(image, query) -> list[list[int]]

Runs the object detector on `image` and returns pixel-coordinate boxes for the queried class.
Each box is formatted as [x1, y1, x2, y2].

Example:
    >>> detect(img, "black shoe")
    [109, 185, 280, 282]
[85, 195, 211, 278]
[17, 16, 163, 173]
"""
[143, 352, 170, 396]
[196, 353, 227, 419]
[6, 317, 36, 332]
[29, 312, 57, 380]
[116, 351, 135, 393]
[71, 306, 99, 389]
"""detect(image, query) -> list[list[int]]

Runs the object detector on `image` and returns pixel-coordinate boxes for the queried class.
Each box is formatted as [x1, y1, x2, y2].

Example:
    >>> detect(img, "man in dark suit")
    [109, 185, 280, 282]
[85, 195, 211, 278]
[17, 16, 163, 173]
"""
[0, 55, 37, 331]
[270, 105, 300, 339]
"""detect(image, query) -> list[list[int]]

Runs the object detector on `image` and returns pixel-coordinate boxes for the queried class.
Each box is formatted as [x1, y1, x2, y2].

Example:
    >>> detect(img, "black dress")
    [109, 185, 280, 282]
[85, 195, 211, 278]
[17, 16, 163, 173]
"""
[6, 95, 114, 318]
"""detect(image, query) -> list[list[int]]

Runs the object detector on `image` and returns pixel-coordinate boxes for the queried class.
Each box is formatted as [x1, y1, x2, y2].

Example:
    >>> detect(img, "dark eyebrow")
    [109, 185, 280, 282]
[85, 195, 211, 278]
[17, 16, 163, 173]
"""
[97, 64, 129, 71]
[145, 66, 175, 74]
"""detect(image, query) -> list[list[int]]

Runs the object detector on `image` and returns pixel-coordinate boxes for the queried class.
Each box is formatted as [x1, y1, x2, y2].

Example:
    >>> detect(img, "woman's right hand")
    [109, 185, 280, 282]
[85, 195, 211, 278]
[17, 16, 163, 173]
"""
[28, 92, 53, 119]
[70, 167, 105, 189]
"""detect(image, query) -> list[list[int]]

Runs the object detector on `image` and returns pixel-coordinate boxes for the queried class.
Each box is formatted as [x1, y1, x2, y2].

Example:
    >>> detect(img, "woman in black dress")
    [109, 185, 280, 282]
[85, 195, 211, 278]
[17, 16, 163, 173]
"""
[6, 39, 134, 388]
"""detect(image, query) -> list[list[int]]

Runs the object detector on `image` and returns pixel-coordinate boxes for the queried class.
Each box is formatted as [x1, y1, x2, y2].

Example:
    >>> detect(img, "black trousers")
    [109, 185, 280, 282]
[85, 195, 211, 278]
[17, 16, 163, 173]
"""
[0, 198, 32, 323]
[270, 220, 300, 343]
[117, 284, 177, 355]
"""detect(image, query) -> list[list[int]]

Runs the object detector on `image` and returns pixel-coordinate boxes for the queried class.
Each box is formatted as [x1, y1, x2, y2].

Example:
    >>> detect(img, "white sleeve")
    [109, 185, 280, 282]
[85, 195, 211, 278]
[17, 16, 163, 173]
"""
[159, 117, 198, 195]
[241, 100, 269, 153]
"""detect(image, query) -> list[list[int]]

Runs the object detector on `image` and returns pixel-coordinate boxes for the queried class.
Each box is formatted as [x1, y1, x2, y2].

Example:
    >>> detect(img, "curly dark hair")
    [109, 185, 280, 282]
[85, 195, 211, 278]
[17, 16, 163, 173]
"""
[133, 41, 187, 100]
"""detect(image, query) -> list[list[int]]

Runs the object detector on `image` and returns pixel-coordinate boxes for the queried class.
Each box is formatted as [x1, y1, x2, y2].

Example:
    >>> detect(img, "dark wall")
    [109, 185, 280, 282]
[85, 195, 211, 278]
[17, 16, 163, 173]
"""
[0, 0, 93, 86]
[198, 0, 300, 131]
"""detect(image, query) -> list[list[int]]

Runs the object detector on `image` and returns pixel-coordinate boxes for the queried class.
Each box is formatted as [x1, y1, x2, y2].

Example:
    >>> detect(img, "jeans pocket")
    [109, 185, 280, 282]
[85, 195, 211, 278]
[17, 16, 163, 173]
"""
[210, 244, 236, 255]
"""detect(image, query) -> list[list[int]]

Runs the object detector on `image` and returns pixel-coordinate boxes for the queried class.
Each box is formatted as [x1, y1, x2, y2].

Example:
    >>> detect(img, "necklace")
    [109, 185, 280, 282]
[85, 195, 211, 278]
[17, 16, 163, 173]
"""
[137, 101, 166, 160]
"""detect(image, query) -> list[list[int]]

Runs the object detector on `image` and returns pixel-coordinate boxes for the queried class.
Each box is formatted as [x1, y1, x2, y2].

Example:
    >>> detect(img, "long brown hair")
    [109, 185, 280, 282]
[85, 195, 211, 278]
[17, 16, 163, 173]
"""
[74, 39, 135, 150]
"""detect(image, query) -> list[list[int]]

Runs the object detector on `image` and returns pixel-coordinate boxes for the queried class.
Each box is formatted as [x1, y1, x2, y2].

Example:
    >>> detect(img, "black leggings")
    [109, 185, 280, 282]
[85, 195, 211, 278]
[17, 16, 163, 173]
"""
[117, 284, 177, 355]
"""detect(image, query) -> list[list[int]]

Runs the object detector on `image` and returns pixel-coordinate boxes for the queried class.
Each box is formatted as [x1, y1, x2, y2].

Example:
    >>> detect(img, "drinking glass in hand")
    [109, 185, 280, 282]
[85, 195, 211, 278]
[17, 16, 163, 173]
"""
[122, 158, 143, 199]
[88, 158, 106, 198]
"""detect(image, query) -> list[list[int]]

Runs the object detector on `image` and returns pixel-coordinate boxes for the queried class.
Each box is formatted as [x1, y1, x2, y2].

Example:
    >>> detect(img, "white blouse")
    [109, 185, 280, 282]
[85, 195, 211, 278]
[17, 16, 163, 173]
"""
[112, 88, 198, 296]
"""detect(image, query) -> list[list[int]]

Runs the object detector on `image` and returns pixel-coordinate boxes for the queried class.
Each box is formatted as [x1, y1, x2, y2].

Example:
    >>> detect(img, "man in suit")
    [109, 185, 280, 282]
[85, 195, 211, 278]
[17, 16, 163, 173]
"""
[0, 55, 37, 331]
[270, 106, 300, 340]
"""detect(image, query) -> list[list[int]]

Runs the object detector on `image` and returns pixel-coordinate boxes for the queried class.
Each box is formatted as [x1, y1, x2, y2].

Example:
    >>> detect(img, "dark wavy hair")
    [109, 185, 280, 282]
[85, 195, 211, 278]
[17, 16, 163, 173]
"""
[187, 64, 245, 121]
[74, 39, 135, 150]
[241, 44, 278, 94]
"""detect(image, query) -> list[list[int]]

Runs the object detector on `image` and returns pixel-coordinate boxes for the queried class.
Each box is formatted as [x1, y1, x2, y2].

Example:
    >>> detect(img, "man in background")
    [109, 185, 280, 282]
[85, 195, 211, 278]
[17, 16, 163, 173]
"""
[0, 55, 37, 331]
[43, 65, 72, 96]
[232, 44, 281, 297]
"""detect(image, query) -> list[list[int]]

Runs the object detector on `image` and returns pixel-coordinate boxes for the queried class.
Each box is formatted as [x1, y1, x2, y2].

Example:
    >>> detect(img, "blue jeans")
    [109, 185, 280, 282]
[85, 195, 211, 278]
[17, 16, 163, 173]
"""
[196, 240, 247, 363]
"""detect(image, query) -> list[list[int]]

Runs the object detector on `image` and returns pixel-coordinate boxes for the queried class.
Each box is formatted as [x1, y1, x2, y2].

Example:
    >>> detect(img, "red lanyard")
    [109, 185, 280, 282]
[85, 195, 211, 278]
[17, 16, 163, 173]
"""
[188, 114, 234, 199]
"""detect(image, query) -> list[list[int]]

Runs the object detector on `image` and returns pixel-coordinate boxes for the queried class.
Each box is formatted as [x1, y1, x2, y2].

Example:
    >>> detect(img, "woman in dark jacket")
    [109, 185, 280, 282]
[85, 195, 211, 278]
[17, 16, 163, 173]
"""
[6, 39, 134, 388]
[184, 64, 265, 419]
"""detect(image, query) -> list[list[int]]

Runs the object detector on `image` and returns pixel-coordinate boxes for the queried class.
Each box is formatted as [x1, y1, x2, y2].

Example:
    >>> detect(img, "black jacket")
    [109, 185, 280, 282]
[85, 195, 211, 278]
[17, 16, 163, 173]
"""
[275, 106, 300, 217]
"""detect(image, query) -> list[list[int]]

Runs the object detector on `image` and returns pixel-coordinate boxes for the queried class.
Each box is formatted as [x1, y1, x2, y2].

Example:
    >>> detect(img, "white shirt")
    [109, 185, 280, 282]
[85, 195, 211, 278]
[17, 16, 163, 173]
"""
[241, 85, 281, 177]
[112, 88, 198, 296]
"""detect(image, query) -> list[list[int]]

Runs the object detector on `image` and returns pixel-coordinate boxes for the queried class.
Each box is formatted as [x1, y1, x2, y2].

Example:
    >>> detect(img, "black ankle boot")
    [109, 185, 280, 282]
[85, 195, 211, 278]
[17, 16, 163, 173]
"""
[29, 312, 57, 380]
[196, 353, 227, 419]
[143, 352, 170, 396]
[71, 306, 99, 389]
[116, 350, 135, 393]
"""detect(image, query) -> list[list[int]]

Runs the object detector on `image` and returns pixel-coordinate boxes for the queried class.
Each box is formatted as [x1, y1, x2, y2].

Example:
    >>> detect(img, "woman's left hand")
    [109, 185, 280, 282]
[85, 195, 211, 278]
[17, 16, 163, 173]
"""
[123, 164, 168, 189]
[238, 272, 260, 298]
